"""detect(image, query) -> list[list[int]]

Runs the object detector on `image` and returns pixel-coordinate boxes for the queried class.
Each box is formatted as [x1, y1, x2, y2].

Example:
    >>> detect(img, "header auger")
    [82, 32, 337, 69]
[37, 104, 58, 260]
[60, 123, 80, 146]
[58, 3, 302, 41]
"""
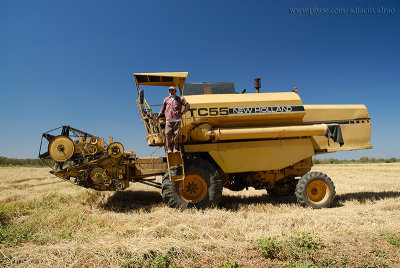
[39, 72, 372, 209]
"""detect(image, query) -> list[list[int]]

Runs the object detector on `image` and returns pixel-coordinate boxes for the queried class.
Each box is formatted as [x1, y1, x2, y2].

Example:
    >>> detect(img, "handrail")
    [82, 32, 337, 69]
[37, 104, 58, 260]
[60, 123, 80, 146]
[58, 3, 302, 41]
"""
[136, 98, 164, 137]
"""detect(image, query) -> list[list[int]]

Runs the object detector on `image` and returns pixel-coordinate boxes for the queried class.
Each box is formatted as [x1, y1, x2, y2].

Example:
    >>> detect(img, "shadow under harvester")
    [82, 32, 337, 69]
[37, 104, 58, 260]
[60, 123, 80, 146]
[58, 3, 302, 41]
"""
[102, 190, 163, 213]
[101, 190, 400, 212]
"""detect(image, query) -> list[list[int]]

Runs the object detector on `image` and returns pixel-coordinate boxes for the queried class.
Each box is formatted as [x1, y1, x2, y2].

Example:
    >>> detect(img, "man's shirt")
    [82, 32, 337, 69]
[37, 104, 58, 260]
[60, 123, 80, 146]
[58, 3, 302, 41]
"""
[158, 95, 190, 122]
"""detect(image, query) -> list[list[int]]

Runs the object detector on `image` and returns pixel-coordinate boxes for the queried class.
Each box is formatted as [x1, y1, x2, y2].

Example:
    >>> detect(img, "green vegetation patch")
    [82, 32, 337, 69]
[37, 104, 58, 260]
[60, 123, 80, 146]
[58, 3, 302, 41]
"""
[219, 260, 242, 268]
[255, 232, 321, 263]
[139, 248, 177, 268]
[113, 248, 178, 268]
[381, 232, 400, 247]
[254, 233, 395, 267]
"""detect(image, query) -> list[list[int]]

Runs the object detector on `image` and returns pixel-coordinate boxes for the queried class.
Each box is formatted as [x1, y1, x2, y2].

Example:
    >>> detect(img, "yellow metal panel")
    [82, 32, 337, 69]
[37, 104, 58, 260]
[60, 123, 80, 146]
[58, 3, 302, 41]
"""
[134, 157, 168, 177]
[167, 152, 185, 181]
[184, 143, 219, 152]
[303, 105, 370, 122]
[185, 139, 315, 173]
[312, 121, 372, 153]
[184, 92, 303, 106]
[181, 92, 305, 133]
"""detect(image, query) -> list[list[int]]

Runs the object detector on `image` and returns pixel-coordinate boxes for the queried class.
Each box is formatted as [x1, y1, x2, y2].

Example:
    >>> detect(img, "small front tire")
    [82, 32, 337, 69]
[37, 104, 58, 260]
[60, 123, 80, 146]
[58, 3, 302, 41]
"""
[295, 171, 335, 209]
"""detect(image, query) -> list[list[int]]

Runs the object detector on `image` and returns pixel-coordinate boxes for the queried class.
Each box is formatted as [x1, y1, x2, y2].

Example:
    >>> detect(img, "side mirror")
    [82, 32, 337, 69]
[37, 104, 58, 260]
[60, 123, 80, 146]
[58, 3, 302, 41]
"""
[139, 89, 144, 105]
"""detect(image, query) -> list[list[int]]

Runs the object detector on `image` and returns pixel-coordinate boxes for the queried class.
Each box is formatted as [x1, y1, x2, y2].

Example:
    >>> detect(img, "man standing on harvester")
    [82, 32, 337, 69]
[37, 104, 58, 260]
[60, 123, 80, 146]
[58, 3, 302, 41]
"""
[156, 86, 190, 153]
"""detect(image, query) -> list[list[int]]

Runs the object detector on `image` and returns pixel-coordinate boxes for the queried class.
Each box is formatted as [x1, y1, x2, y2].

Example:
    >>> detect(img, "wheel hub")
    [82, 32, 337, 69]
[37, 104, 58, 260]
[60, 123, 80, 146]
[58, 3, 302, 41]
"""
[307, 180, 330, 205]
[186, 181, 199, 194]
[311, 188, 318, 195]
[179, 175, 207, 203]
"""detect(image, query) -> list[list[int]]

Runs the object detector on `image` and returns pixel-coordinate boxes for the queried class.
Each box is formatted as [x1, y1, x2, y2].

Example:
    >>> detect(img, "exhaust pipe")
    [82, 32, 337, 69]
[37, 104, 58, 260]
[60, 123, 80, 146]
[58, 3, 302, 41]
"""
[254, 77, 261, 93]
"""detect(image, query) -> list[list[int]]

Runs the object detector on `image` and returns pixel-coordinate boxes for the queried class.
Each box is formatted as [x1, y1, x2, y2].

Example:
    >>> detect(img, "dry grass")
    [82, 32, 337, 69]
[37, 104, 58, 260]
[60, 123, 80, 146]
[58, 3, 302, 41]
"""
[1, 164, 400, 267]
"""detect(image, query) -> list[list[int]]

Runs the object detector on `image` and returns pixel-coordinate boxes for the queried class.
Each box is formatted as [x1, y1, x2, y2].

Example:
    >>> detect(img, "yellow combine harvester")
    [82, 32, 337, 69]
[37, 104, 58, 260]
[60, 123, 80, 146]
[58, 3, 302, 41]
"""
[39, 72, 372, 209]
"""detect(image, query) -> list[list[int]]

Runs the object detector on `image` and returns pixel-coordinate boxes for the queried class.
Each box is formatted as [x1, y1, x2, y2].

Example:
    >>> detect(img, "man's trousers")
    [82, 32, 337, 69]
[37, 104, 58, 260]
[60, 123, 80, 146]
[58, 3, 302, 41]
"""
[165, 121, 181, 152]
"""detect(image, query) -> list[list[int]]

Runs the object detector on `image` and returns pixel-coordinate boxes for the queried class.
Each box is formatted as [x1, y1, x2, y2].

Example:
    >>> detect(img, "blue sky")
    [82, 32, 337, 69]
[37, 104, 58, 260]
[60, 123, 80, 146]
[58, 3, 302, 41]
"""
[1, 0, 399, 159]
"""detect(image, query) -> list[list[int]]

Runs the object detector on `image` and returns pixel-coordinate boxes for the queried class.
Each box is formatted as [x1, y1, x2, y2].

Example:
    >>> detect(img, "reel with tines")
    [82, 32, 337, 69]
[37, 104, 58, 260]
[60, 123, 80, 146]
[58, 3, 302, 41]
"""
[48, 136, 75, 162]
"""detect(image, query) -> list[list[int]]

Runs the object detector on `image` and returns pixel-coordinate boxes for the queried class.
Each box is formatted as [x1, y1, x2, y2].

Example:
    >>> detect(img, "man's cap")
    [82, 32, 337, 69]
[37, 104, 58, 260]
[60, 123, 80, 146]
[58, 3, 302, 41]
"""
[169, 86, 176, 91]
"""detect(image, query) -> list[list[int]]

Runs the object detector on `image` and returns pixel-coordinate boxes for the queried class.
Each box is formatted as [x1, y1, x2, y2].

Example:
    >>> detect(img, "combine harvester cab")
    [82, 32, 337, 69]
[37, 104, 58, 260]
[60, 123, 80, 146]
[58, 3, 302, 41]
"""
[40, 72, 372, 209]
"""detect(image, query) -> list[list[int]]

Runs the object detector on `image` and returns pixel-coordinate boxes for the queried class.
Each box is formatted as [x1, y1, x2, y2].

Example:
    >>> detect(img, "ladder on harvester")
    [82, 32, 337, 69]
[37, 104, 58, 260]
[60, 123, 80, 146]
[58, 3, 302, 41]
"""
[136, 86, 185, 181]
[166, 150, 185, 181]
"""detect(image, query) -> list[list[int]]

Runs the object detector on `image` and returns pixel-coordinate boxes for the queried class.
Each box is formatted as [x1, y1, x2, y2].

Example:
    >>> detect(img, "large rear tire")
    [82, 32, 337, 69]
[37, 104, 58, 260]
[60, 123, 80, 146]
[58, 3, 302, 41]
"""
[295, 171, 335, 209]
[162, 157, 222, 209]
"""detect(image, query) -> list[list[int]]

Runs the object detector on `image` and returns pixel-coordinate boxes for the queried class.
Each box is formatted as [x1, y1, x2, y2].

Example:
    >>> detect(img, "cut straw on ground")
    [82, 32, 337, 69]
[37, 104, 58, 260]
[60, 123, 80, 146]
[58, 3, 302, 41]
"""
[1, 164, 399, 267]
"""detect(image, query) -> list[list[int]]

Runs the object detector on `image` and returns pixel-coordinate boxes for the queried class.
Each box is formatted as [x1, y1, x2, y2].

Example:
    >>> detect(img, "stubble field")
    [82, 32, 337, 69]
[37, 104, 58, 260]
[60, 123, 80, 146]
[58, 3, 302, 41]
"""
[1, 163, 400, 267]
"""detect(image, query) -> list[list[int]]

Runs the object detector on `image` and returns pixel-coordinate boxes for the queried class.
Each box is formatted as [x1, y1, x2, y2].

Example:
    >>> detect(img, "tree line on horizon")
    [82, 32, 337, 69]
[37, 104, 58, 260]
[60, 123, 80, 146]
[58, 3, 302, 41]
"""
[0, 155, 398, 167]
[313, 156, 399, 164]
[0, 156, 46, 167]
